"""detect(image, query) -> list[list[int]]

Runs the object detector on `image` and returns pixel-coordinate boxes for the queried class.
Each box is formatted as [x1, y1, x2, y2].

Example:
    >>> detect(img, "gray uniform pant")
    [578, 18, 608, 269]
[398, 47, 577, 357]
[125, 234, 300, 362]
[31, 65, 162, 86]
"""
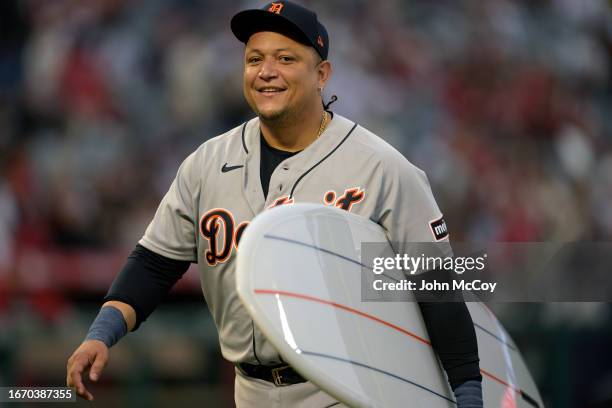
[234, 368, 348, 408]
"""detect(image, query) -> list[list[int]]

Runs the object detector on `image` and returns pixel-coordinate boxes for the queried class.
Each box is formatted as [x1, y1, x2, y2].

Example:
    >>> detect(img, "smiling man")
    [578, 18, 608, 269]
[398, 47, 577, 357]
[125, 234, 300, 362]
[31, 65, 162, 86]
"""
[66, 2, 483, 407]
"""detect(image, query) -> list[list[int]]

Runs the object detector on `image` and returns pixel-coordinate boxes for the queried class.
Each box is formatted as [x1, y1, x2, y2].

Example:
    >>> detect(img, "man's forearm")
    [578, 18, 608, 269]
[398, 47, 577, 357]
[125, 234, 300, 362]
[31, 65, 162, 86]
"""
[418, 300, 482, 407]
[418, 301, 482, 388]
[104, 244, 191, 330]
[101, 300, 136, 332]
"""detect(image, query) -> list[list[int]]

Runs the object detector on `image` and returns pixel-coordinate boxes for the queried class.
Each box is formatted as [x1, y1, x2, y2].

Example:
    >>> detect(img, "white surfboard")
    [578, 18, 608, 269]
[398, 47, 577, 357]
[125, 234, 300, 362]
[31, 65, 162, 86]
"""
[236, 204, 543, 408]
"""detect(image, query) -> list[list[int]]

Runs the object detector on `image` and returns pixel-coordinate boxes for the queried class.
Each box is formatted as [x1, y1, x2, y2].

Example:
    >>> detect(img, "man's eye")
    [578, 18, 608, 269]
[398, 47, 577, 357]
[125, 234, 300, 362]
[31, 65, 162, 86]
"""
[279, 56, 294, 62]
[247, 57, 262, 64]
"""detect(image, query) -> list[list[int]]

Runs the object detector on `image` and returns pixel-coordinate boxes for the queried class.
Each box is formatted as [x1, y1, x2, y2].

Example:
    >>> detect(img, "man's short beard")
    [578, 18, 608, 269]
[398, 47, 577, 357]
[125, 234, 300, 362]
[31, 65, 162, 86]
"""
[256, 106, 303, 127]
[257, 108, 288, 122]
[251, 92, 316, 125]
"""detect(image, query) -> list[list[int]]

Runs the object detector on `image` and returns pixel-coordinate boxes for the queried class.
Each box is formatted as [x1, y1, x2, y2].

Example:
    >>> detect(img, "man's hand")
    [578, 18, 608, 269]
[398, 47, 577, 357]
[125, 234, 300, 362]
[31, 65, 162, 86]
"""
[66, 340, 109, 401]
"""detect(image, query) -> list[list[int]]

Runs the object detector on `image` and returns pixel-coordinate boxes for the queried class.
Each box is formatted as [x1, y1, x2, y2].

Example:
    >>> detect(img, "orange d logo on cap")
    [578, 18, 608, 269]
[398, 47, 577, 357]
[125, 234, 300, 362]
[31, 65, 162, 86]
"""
[268, 2, 284, 14]
[317, 35, 324, 48]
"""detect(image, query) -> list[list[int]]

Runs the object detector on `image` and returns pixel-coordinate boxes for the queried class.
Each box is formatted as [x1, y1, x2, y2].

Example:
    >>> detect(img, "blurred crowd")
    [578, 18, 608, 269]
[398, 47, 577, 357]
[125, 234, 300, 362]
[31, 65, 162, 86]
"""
[1, 0, 611, 263]
[1, 1, 611, 406]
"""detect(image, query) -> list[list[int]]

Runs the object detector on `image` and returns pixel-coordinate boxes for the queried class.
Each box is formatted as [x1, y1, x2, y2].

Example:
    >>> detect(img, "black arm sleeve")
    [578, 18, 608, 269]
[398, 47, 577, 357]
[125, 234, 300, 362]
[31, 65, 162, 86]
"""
[104, 244, 191, 331]
[418, 301, 482, 390]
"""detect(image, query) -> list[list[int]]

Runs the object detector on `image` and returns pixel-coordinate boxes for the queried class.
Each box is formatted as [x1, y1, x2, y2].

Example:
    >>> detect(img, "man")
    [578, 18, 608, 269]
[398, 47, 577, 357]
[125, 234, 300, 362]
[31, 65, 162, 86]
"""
[66, 1, 483, 406]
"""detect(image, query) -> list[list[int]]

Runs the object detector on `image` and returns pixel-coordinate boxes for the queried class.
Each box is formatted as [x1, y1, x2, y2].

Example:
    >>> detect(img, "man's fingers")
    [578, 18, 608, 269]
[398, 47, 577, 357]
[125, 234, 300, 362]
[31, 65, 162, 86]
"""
[82, 389, 94, 401]
[70, 369, 86, 397]
[71, 370, 93, 401]
[69, 359, 86, 388]
[67, 354, 93, 400]
[89, 352, 108, 382]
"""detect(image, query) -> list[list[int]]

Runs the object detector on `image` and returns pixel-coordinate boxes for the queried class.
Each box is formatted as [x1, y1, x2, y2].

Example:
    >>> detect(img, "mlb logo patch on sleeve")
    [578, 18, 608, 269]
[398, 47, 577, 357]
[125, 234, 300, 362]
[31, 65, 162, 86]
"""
[429, 216, 449, 241]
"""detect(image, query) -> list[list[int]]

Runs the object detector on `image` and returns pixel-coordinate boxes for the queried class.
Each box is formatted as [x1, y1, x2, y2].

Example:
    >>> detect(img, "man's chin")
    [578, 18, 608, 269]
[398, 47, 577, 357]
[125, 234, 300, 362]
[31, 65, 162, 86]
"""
[257, 109, 287, 122]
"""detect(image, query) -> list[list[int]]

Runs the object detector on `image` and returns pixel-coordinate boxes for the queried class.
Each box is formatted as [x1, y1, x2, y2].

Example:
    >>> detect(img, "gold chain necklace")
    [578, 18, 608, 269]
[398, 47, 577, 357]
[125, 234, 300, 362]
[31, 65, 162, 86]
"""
[316, 110, 328, 139]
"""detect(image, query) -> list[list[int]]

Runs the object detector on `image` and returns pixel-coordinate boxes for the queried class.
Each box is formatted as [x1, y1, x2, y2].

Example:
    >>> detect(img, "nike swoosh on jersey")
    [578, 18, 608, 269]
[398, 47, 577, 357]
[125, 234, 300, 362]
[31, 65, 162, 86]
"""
[221, 163, 244, 173]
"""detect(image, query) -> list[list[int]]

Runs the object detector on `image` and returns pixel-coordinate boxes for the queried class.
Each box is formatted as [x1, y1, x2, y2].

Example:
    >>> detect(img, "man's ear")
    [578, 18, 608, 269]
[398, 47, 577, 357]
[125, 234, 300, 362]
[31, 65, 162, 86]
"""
[318, 60, 333, 89]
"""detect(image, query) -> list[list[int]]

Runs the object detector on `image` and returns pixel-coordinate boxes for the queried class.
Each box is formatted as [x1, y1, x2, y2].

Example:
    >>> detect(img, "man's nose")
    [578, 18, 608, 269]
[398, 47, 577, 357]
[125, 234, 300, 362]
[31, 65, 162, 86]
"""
[258, 60, 278, 80]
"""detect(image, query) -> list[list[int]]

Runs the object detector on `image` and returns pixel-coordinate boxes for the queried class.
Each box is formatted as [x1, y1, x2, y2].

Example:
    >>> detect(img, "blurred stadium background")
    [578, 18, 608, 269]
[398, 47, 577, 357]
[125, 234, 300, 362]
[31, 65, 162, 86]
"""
[1, 0, 611, 406]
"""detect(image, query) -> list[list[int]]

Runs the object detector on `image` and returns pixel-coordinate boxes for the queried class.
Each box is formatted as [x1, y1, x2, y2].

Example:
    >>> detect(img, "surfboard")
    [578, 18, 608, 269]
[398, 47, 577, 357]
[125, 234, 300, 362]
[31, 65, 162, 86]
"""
[236, 203, 544, 408]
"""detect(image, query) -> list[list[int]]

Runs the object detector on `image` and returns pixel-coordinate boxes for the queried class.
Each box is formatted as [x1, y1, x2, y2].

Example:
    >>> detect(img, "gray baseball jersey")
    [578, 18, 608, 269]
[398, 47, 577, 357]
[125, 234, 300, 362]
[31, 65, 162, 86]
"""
[139, 113, 449, 364]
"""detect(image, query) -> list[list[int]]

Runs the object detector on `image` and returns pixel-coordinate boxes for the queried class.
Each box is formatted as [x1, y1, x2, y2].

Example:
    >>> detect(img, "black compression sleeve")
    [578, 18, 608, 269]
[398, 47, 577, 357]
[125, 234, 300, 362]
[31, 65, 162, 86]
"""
[418, 301, 482, 390]
[103, 244, 191, 331]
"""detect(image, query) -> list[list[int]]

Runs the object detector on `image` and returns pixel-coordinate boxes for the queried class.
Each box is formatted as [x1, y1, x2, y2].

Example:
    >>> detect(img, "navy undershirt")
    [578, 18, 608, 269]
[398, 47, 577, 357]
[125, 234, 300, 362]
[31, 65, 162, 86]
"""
[260, 134, 300, 198]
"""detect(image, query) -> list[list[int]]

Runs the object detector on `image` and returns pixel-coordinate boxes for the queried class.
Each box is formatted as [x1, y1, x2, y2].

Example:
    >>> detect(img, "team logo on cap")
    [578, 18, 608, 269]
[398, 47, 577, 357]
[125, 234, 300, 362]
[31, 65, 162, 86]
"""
[317, 35, 324, 48]
[268, 2, 284, 14]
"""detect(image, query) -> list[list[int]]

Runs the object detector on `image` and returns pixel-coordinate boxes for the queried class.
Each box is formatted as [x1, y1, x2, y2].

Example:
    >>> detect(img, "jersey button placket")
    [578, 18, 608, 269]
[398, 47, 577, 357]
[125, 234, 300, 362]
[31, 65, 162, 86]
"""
[280, 166, 289, 194]
[270, 157, 298, 206]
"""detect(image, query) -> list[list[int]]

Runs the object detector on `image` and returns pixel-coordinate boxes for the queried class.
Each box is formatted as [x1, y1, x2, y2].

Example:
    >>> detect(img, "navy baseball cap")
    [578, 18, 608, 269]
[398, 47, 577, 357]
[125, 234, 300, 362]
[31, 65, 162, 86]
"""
[231, 1, 329, 60]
